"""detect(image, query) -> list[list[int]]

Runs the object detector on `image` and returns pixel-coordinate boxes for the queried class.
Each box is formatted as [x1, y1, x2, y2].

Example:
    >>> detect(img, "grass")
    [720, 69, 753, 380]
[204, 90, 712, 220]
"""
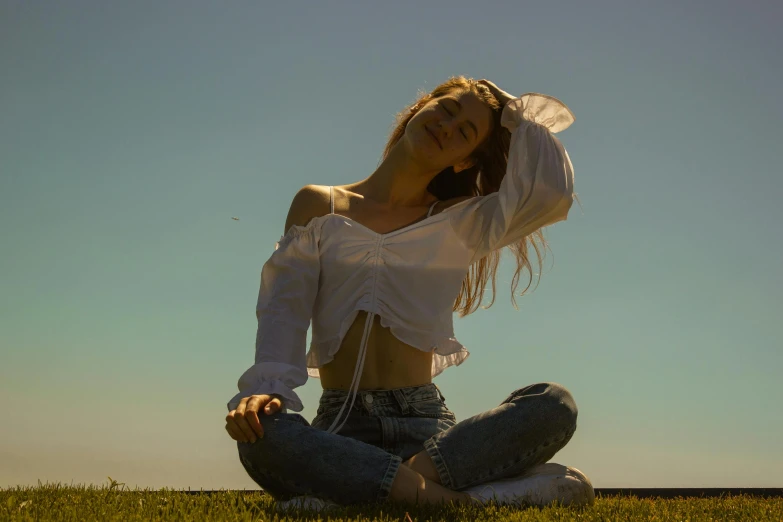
[2, 480, 782, 521]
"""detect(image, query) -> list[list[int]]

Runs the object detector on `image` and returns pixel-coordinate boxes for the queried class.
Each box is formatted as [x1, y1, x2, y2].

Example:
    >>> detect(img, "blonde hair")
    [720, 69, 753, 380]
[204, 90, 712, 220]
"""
[381, 75, 550, 317]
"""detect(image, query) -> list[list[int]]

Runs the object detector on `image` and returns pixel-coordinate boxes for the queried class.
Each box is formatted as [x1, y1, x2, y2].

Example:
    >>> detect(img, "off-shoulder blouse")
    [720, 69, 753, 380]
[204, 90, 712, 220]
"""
[228, 93, 576, 435]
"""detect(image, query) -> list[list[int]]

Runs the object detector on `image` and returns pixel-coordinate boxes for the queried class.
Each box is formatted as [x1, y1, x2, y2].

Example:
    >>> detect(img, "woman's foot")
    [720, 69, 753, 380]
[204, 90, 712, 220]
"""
[390, 461, 471, 505]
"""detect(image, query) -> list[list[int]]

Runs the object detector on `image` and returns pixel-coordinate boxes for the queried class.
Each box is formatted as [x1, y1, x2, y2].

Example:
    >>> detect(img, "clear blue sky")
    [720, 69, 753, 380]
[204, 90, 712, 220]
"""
[1, 0, 781, 490]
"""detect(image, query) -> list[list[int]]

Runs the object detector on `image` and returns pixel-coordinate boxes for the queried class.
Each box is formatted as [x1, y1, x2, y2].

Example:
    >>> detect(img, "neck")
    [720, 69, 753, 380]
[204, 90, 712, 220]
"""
[357, 140, 441, 207]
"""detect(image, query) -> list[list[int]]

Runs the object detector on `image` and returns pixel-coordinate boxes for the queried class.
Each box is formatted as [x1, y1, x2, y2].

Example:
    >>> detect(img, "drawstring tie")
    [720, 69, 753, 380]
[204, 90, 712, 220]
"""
[325, 311, 374, 434]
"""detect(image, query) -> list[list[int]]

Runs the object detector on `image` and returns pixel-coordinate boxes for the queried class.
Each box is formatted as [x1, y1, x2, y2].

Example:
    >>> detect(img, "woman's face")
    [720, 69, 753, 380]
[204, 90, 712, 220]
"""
[405, 89, 494, 172]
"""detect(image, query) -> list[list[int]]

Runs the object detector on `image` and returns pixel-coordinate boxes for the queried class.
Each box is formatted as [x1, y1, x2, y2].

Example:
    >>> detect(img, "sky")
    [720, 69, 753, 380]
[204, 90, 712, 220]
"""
[1, 0, 781, 491]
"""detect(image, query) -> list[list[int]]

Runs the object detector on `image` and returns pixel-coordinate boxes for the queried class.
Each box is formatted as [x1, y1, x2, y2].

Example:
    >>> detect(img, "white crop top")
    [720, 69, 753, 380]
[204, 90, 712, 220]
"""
[228, 93, 576, 435]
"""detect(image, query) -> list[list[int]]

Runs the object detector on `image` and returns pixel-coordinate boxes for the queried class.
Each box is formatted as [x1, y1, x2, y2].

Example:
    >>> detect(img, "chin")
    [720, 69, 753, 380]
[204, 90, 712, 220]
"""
[399, 134, 427, 159]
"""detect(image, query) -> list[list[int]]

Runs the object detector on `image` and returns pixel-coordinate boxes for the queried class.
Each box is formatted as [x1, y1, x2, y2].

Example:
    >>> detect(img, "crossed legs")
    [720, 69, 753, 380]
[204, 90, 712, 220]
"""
[390, 382, 580, 505]
[403, 451, 441, 483]
[389, 452, 471, 505]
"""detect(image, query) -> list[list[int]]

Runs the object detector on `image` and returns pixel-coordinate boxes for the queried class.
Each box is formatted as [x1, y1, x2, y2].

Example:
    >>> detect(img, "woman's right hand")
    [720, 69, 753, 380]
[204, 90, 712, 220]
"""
[225, 394, 283, 443]
[477, 79, 515, 107]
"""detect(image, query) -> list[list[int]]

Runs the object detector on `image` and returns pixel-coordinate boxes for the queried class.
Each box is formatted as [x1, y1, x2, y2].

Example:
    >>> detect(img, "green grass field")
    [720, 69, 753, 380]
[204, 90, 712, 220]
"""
[2, 481, 782, 521]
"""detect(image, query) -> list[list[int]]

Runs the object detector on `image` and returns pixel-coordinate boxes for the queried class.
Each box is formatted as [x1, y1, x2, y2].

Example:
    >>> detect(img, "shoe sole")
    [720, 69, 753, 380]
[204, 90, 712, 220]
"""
[518, 463, 595, 507]
[467, 462, 595, 508]
[274, 495, 340, 512]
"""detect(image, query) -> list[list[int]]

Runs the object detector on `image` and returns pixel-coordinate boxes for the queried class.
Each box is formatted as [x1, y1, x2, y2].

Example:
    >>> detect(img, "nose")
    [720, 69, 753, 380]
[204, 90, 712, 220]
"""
[437, 119, 455, 139]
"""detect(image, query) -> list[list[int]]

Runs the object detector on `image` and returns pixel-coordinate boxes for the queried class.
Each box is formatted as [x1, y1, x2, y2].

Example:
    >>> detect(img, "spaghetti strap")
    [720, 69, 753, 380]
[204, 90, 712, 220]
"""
[426, 200, 439, 218]
[330, 186, 334, 214]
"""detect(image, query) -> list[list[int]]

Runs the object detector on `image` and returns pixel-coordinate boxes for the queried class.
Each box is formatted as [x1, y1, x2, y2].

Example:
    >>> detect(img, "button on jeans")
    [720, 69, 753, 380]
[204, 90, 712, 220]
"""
[236, 381, 578, 506]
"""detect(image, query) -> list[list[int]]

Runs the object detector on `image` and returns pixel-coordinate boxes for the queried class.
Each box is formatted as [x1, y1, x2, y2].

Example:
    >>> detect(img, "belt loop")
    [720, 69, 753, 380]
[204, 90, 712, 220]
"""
[435, 384, 446, 403]
[392, 389, 410, 415]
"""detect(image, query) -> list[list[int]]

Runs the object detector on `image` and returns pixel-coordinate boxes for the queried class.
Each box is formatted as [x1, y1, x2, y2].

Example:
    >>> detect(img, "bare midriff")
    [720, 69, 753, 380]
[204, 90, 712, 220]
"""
[318, 311, 433, 391]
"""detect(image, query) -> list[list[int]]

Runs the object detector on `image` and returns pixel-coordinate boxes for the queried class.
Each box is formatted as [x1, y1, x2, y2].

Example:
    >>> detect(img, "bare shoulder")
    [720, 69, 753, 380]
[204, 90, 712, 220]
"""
[284, 184, 332, 234]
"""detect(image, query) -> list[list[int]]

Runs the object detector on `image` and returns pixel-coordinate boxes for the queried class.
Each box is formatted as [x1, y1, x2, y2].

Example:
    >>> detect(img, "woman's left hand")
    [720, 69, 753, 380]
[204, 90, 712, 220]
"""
[478, 79, 515, 107]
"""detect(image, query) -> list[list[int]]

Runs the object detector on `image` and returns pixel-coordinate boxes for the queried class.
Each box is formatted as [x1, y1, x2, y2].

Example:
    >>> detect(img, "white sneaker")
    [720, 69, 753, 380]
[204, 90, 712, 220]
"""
[274, 495, 341, 512]
[463, 463, 594, 508]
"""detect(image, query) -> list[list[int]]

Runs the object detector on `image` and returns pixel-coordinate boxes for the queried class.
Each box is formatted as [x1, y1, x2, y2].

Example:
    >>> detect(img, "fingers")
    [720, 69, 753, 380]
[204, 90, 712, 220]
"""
[224, 421, 245, 442]
[225, 395, 284, 443]
[477, 79, 511, 102]
[239, 396, 265, 442]
[264, 397, 282, 415]
[225, 399, 260, 443]
[477, 79, 499, 98]
[249, 396, 276, 432]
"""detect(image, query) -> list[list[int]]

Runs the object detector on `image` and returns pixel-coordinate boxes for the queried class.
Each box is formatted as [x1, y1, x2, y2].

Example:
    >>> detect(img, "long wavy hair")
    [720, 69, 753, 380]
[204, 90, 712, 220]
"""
[381, 76, 550, 317]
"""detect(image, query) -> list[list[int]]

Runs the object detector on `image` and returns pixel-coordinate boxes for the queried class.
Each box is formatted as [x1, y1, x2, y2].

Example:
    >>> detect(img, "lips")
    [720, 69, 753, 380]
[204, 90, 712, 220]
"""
[425, 125, 441, 150]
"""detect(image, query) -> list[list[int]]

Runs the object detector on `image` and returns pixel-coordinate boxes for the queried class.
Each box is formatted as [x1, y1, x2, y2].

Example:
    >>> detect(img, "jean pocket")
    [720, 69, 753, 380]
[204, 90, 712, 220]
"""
[311, 398, 352, 428]
[311, 411, 336, 430]
[407, 398, 456, 420]
[314, 406, 343, 422]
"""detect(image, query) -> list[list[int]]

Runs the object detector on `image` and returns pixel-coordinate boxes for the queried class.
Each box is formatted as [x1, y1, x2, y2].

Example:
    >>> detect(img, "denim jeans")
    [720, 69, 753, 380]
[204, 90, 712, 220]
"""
[236, 381, 578, 506]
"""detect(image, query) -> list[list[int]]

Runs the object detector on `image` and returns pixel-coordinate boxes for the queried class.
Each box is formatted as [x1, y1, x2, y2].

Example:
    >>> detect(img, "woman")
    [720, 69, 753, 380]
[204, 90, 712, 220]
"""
[224, 76, 593, 510]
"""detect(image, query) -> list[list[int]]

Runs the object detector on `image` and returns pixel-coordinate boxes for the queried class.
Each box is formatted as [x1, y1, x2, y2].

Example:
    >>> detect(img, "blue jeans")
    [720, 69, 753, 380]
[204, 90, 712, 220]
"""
[236, 381, 578, 506]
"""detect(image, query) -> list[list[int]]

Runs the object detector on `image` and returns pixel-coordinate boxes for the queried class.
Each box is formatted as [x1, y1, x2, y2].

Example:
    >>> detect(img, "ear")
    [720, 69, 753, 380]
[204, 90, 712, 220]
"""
[453, 158, 475, 173]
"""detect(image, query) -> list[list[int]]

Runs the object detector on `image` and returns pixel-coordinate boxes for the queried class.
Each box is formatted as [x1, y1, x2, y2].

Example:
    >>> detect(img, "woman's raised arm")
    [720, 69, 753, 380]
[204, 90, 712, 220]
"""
[447, 92, 576, 264]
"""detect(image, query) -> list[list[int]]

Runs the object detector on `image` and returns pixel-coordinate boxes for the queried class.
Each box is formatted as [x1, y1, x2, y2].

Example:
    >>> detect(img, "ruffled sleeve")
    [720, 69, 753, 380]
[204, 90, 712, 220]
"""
[226, 221, 321, 413]
[448, 93, 576, 264]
